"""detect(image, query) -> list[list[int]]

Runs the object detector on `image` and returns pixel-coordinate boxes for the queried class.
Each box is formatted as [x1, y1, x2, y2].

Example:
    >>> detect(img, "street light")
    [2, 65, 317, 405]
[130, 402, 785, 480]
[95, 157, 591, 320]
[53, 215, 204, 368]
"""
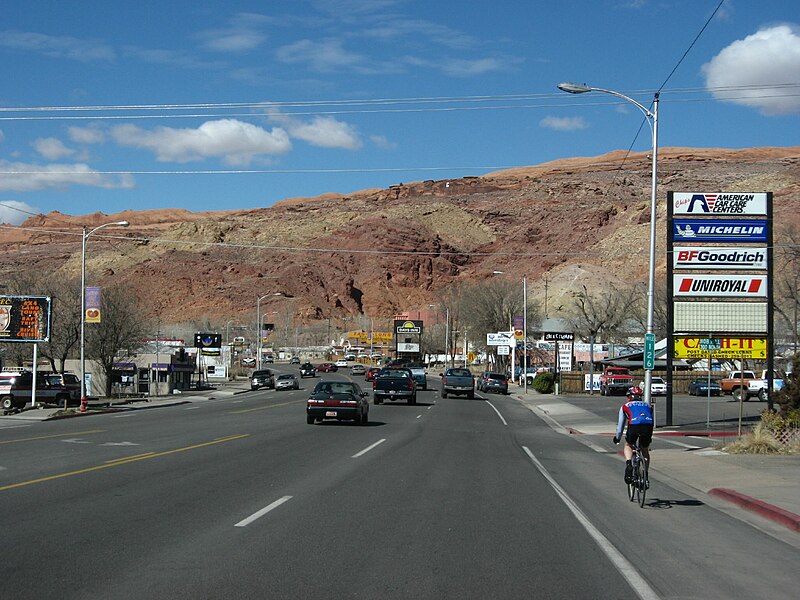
[256, 293, 282, 368]
[558, 81, 659, 409]
[80, 220, 129, 411]
[493, 271, 528, 393]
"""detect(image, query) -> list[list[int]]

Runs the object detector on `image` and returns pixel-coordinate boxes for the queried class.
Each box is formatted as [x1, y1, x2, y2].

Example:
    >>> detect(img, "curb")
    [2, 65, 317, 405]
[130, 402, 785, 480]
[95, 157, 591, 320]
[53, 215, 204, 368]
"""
[708, 488, 800, 533]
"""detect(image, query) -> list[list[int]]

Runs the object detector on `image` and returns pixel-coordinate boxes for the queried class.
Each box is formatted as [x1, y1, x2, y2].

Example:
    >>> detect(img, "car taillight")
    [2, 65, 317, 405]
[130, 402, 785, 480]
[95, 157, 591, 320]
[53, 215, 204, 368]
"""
[372, 380, 377, 390]
[407, 379, 414, 390]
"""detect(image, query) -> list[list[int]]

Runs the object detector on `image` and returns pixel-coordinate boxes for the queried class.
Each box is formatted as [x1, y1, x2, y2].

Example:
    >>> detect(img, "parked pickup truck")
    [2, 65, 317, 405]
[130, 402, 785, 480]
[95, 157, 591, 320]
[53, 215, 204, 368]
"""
[721, 370, 784, 401]
[599, 366, 635, 396]
[440, 367, 475, 399]
[373, 367, 417, 405]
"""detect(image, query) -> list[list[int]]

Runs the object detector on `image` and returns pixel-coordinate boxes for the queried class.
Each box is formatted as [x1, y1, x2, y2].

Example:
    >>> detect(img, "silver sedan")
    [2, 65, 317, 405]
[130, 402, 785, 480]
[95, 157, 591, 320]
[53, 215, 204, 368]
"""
[275, 373, 300, 391]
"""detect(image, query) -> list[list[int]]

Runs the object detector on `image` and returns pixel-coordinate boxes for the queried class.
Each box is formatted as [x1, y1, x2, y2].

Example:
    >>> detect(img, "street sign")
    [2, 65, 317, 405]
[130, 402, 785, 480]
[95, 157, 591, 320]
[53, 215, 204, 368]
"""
[699, 338, 721, 351]
[497, 345, 510, 355]
[644, 333, 656, 370]
[487, 332, 514, 346]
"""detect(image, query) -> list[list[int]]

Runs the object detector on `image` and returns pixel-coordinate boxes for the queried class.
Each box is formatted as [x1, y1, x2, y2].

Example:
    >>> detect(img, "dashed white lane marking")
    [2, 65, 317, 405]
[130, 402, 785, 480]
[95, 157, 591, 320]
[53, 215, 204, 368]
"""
[235, 496, 293, 527]
[185, 406, 201, 410]
[352, 438, 386, 458]
[523, 447, 660, 600]
[484, 400, 507, 426]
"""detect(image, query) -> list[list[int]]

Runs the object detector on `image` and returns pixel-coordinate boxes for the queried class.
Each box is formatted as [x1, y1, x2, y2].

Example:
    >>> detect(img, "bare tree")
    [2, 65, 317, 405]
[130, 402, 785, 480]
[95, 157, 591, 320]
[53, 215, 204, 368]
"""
[774, 225, 800, 353]
[86, 285, 148, 397]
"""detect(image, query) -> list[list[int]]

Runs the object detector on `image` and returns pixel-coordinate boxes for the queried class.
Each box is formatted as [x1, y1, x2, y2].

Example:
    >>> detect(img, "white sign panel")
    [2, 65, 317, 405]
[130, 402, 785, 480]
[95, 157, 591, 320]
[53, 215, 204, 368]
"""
[673, 275, 767, 298]
[673, 247, 768, 270]
[674, 302, 768, 334]
[672, 192, 767, 216]
[496, 345, 510, 355]
[558, 346, 572, 371]
[397, 342, 419, 352]
[487, 332, 514, 346]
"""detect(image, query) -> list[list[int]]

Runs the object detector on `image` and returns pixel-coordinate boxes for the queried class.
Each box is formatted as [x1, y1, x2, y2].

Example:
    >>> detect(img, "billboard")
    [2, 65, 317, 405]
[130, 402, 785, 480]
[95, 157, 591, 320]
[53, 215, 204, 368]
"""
[394, 320, 422, 334]
[0, 295, 52, 343]
[673, 336, 767, 359]
[673, 275, 767, 298]
[673, 247, 768, 270]
[487, 332, 514, 346]
[673, 219, 767, 243]
[672, 192, 767, 216]
[194, 332, 222, 356]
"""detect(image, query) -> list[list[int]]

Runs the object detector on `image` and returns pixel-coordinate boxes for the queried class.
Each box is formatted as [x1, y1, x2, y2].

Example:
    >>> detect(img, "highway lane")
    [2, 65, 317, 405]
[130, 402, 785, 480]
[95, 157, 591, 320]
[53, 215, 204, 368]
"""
[1, 377, 798, 599]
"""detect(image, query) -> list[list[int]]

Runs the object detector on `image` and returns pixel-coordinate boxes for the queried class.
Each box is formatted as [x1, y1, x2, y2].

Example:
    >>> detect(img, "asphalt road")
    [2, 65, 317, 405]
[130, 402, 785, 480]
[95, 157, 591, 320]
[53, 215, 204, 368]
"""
[1, 369, 797, 599]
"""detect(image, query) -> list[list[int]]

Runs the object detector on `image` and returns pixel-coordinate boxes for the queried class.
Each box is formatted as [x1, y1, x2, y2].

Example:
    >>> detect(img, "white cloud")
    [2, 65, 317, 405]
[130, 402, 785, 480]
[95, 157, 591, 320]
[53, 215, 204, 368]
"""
[0, 160, 134, 192]
[539, 116, 588, 131]
[270, 113, 361, 150]
[200, 12, 271, 52]
[111, 119, 292, 166]
[68, 125, 106, 144]
[369, 134, 396, 150]
[404, 55, 516, 77]
[702, 24, 800, 115]
[0, 199, 37, 225]
[276, 38, 369, 73]
[32, 137, 75, 160]
[0, 30, 115, 61]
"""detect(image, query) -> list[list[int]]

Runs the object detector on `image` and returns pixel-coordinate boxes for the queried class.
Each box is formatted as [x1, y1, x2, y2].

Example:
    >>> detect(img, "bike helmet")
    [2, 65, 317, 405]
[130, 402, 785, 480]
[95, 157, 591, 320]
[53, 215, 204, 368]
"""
[627, 386, 643, 399]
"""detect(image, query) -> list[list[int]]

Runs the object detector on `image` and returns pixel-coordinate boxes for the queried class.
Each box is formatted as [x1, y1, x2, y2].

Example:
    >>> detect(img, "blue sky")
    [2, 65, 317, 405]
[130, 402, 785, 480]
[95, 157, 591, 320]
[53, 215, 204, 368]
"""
[0, 0, 798, 224]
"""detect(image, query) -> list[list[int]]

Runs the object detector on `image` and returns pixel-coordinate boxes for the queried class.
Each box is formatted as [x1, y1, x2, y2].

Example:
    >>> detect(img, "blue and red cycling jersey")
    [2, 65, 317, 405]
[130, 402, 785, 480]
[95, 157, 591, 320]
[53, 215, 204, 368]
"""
[615, 400, 654, 438]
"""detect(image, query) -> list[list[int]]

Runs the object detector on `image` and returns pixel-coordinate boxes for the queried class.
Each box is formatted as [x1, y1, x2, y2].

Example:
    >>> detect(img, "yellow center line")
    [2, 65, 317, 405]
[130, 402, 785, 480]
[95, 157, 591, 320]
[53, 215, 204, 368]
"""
[0, 429, 106, 445]
[230, 399, 305, 413]
[0, 434, 250, 492]
[105, 452, 155, 464]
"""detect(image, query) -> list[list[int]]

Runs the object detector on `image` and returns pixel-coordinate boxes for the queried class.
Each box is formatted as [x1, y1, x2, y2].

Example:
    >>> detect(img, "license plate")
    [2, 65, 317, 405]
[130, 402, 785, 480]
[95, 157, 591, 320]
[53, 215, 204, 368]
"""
[389, 390, 396, 394]
[326, 411, 337, 417]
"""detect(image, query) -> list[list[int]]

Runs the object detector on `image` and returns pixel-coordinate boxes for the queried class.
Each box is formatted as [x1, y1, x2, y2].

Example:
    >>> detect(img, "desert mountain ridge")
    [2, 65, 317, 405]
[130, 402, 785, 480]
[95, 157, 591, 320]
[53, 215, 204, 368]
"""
[2, 146, 798, 328]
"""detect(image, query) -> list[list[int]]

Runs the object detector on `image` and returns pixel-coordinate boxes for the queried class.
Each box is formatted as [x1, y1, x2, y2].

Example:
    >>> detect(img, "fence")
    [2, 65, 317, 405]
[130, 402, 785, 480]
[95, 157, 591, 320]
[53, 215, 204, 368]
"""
[556, 371, 724, 394]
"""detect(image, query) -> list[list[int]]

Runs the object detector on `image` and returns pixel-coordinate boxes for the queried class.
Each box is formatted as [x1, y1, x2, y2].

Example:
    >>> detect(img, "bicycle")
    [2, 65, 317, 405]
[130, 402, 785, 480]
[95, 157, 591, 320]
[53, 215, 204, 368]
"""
[627, 440, 649, 508]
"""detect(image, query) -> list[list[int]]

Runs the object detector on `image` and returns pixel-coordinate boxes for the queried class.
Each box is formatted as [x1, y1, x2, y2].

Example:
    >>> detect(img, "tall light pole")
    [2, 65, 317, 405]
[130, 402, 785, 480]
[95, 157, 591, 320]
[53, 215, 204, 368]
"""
[493, 270, 527, 391]
[80, 220, 129, 411]
[256, 293, 282, 368]
[558, 82, 659, 408]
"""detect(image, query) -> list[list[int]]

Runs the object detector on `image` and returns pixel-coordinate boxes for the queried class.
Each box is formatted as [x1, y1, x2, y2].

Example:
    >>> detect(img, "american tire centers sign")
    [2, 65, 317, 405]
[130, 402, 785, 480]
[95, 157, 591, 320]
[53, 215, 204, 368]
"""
[666, 192, 772, 365]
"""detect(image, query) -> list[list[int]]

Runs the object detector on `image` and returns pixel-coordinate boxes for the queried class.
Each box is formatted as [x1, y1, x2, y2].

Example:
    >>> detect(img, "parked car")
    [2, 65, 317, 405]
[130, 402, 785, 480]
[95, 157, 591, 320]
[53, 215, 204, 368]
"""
[688, 378, 722, 396]
[317, 363, 338, 373]
[289, 356, 301, 365]
[275, 373, 300, 391]
[42, 372, 82, 403]
[299, 363, 317, 378]
[640, 376, 667, 396]
[351, 364, 366, 376]
[1, 371, 73, 411]
[365, 367, 381, 382]
[306, 380, 369, 425]
[250, 369, 275, 390]
[335, 359, 349, 367]
[477, 371, 509, 395]
[344, 353, 357, 361]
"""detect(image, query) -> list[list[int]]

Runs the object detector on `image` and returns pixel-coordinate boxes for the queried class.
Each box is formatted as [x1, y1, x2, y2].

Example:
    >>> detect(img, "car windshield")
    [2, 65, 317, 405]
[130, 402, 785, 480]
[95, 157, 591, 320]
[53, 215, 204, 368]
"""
[447, 369, 472, 377]
[277, 374, 294, 380]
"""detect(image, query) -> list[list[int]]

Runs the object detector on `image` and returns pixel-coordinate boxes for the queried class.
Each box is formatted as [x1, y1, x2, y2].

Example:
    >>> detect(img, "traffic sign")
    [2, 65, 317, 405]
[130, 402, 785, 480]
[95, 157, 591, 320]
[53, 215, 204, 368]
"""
[644, 333, 656, 370]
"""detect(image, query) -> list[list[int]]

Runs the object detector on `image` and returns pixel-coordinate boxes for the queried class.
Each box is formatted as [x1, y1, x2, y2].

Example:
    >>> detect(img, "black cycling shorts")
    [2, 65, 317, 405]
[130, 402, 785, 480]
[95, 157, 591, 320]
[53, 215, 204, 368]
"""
[626, 423, 653, 448]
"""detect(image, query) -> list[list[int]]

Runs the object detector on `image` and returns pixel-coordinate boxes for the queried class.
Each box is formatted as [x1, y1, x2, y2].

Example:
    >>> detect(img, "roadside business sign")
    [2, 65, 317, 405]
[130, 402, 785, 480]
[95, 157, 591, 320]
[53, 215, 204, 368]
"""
[673, 219, 767, 243]
[672, 192, 767, 216]
[0, 295, 52, 342]
[698, 338, 721, 351]
[543, 332, 575, 342]
[496, 345, 510, 355]
[673, 274, 767, 298]
[673, 337, 767, 359]
[395, 320, 422, 334]
[673, 246, 768, 270]
[487, 332, 514, 346]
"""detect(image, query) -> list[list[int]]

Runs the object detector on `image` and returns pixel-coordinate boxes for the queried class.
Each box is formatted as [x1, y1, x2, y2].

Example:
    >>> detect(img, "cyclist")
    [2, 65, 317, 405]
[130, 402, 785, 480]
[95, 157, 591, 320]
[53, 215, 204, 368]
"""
[612, 386, 654, 484]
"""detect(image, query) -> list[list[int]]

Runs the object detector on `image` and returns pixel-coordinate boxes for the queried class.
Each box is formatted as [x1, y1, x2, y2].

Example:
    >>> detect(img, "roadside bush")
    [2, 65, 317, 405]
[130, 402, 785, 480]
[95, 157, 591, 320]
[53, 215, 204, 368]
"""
[774, 354, 800, 417]
[722, 423, 784, 454]
[532, 372, 555, 394]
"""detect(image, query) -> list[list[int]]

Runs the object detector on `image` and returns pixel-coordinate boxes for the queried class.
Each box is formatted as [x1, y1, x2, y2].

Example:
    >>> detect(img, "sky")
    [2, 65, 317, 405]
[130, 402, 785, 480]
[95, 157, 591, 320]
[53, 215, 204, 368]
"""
[0, 0, 798, 224]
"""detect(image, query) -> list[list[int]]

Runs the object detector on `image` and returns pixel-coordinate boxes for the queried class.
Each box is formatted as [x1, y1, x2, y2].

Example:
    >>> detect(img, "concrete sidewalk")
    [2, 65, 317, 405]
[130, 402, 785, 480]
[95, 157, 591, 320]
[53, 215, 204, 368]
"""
[511, 385, 800, 535]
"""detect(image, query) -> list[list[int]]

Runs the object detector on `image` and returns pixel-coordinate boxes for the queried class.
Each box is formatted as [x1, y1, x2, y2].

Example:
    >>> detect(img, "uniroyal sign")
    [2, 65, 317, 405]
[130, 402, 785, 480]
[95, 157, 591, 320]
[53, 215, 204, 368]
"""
[673, 275, 768, 297]
[672, 192, 767, 216]
[673, 219, 767, 243]
[673, 246, 768, 270]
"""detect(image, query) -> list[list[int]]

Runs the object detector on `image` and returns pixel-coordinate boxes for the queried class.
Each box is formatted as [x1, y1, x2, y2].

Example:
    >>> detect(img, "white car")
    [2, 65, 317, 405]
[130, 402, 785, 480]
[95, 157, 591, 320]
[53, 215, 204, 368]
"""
[641, 377, 667, 396]
[335, 359, 348, 367]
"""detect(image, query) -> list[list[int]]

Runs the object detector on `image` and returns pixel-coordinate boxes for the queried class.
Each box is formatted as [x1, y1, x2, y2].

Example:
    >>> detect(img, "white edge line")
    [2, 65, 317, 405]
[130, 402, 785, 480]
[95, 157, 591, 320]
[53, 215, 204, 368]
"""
[235, 495, 293, 527]
[352, 438, 386, 458]
[484, 400, 508, 426]
[522, 446, 660, 600]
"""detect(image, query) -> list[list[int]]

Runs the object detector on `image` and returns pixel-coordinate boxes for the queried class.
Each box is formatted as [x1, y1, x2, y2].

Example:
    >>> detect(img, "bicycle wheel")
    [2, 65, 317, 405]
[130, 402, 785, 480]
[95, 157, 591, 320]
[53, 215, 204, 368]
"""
[638, 463, 648, 508]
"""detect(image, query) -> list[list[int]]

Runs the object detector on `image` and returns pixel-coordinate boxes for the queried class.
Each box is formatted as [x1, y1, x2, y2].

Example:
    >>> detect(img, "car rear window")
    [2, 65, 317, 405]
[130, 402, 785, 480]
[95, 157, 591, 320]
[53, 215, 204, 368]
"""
[448, 369, 472, 377]
[485, 373, 507, 381]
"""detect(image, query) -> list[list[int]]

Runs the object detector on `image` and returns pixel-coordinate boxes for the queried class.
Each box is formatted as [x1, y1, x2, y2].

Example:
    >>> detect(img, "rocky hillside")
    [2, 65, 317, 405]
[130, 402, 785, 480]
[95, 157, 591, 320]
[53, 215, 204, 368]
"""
[1, 146, 798, 327]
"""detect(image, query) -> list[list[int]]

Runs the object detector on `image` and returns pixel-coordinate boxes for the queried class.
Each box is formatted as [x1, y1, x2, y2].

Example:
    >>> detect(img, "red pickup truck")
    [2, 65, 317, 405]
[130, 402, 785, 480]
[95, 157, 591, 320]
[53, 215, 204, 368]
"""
[599, 366, 635, 396]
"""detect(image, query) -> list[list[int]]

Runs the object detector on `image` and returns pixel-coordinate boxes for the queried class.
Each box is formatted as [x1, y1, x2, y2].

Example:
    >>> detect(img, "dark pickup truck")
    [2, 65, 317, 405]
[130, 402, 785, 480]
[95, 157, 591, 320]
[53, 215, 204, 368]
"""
[373, 367, 417, 405]
[441, 367, 475, 399]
